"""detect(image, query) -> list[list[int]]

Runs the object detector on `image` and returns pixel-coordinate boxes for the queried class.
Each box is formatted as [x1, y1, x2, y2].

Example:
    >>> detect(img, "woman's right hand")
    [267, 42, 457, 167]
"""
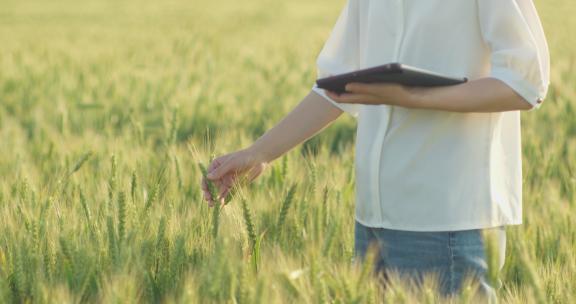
[201, 147, 269, 207]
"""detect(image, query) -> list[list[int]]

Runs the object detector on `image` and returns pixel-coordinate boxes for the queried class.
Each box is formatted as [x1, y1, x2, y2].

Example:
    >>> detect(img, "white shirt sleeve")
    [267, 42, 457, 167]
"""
[311, 0, 360, 118]
[477, 0, 551, 111]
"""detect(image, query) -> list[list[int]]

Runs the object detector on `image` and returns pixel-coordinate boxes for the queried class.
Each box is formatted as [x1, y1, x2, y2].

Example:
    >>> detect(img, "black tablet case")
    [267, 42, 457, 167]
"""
[315, 62, 468, 94]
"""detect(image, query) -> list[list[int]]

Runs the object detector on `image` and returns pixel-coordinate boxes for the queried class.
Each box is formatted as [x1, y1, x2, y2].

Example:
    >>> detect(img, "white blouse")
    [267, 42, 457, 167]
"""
[311, 0, 550, 231]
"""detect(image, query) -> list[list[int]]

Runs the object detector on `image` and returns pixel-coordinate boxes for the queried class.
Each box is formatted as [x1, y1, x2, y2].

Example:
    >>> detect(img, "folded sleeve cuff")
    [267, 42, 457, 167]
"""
[490, 66, 547, 112]
[311, 83, 360, 118]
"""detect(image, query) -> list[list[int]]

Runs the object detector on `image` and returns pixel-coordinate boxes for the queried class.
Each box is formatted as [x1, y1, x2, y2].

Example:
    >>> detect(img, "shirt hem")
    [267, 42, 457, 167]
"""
[354, 215, 522, 232]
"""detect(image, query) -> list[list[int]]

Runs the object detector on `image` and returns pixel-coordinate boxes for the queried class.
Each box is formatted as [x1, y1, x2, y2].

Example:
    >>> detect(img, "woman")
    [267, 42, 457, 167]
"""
[201, 0, 550, 301]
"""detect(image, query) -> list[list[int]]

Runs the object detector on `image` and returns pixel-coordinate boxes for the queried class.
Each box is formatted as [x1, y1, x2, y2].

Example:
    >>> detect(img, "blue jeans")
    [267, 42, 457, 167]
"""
[353, 220, 506, 302]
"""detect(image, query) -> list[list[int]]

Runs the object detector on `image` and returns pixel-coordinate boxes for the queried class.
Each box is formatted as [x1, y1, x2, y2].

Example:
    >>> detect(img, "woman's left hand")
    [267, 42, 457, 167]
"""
[325, 82, 423, 108]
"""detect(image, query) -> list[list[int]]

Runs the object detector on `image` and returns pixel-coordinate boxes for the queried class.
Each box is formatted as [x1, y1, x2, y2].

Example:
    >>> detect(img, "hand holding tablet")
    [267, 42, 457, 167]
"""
[316, 62, 467, 94]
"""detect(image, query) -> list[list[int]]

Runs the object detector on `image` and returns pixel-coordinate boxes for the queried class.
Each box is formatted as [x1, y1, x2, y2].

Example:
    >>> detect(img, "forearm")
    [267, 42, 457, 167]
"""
[247, 90, 343, 163]
[411, 77, 533, 112]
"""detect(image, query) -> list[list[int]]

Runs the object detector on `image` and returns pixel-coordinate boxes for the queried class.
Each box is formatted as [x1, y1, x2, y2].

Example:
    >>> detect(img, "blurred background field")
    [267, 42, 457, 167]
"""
[0, 0, 575, 302]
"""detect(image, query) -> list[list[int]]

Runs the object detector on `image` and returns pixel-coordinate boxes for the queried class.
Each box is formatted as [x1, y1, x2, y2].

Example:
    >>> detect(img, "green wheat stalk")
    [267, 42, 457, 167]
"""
[167, 105, 179, 145]
[276, 183, 297, 235]
[198, 162, 234, 205]
[235, 266, 249, 304]
[173, 155, 184, 192]
[198, 163, 218, 204]
[79, 189, 91, 225]
[321, 185, 329, 227]
[516, 236, 547, 304]
[144, 182, 159, 214]
[130, 171, 137, 203]
[309, 162, 317, 200]
[156, 217, 167, 251]
[211, 200, 221, 239]
[10, 247, 25, 301]
[241, 198, 257, 250]
[43, 240, 54, 281]
[107, 215, 118, 266]
[197, 162, 222, 239]
[117, 191, 127, 244]
[108, 155, 117, 202]
[68, 151, 92, 176]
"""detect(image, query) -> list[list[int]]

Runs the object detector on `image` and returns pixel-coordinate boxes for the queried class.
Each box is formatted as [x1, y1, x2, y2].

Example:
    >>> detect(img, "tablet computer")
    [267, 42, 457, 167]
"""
[315, 62, 468, 94]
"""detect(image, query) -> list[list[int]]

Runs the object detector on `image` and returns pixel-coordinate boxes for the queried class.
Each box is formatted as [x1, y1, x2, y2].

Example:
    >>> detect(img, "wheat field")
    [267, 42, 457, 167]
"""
[0, 0, 575, 302]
